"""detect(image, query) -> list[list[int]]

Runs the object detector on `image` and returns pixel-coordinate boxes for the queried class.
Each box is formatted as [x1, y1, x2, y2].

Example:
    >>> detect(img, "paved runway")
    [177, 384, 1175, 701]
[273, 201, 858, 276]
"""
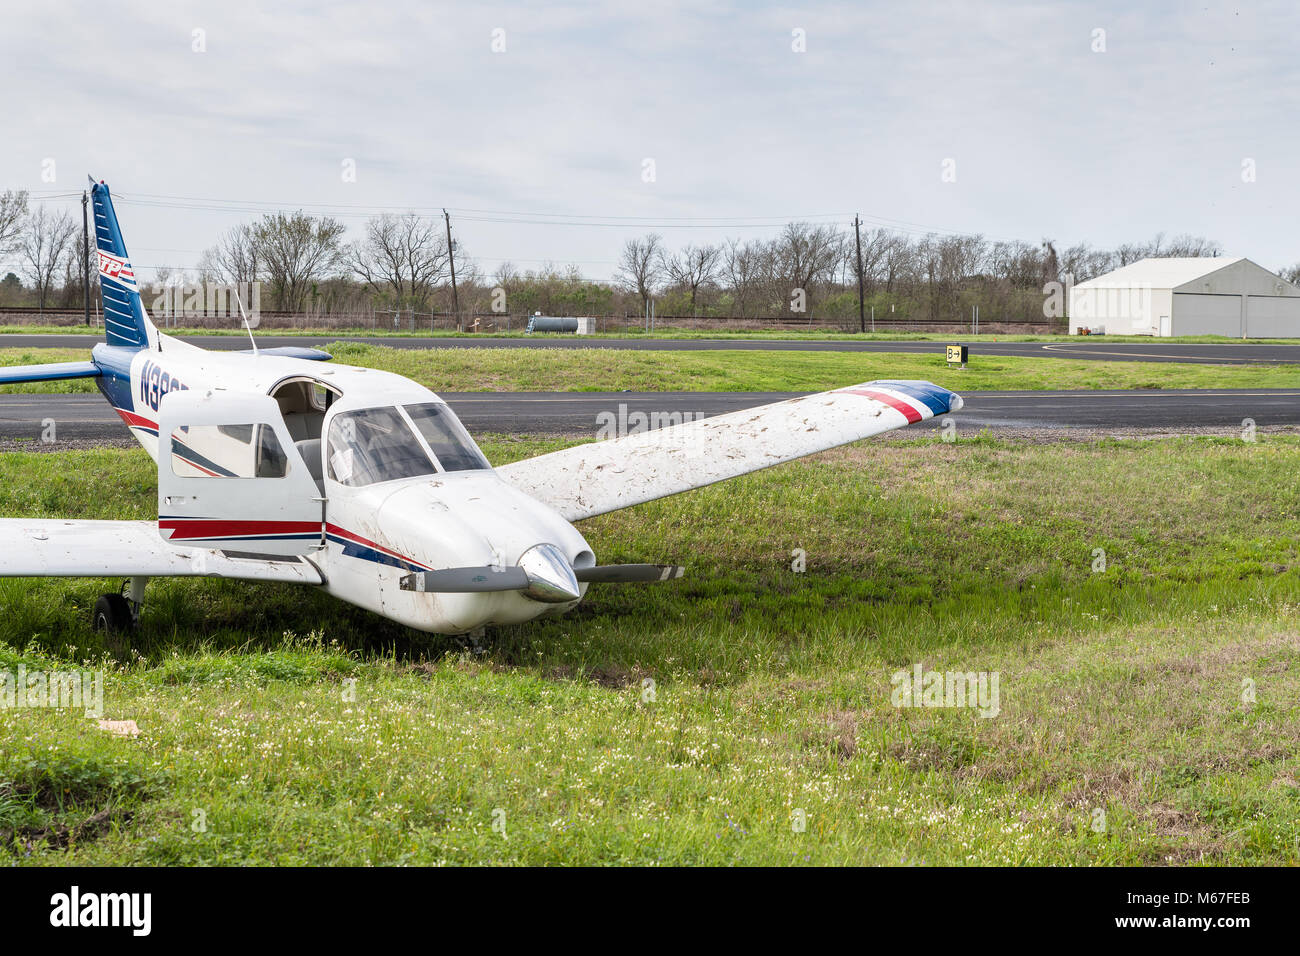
[3, 389, 1298, 442]
[5, 333, 1300, 365]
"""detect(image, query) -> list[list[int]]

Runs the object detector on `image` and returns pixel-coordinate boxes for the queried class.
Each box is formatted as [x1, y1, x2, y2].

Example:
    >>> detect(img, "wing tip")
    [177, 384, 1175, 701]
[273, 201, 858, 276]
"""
[866, 379, 964, 415]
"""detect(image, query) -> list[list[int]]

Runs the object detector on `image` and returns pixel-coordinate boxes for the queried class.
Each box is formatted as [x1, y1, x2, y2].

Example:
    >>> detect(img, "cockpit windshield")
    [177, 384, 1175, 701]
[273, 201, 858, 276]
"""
[326, 407, 435, 487]
[325, 403, 490, 487]
[404, 402, 490, 472]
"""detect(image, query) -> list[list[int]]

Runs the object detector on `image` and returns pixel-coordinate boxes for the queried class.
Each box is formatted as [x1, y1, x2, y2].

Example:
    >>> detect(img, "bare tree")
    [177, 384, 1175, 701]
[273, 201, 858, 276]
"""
[771, 222, 843, 314]
[1058, 242, 1111, 284]
[1278, 263, 1300, 286]
[59, 231, 99, 309]
[493, 261, 520, 292]
[659, 242, 720, 315]
[852, 228, 899, 298]
[21, 205, 78, 310]
[881, 233, 918, 297]
[1113, 233, 1221, 267]
[615, 234, 663, 310]
[721, 238, 768, 317]
[252, 211, 346, 312]
[199, 224, 261, 287]
[349, 213, 451, 311]
[1161, 233, 1222, 258]
[0, 190, 28, 258]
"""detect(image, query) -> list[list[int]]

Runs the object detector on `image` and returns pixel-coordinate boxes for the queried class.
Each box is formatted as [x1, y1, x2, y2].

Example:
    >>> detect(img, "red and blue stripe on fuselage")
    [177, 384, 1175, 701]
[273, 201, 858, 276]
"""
[92, 345, 192, 440]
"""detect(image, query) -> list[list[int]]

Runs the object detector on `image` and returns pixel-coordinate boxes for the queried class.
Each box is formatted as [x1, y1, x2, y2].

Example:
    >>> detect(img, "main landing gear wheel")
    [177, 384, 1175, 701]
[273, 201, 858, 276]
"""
[92, 576, 147, 643]
[92, 594, 135, 635]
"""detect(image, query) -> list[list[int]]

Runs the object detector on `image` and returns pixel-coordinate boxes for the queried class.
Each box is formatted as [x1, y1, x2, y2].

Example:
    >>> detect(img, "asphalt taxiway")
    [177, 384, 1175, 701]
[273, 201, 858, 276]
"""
[2, 389, 1296, 442]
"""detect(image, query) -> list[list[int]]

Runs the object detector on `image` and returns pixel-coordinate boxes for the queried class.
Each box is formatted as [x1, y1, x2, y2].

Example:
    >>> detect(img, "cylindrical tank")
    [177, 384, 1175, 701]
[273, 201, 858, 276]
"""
[526, 316, 579, 333]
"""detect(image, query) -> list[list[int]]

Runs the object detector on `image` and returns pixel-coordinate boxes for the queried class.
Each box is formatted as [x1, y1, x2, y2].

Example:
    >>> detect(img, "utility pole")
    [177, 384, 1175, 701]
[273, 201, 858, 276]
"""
[81, 190, 91, 326]
[854, 214, 865, 334]
[443, 209, 459, 327]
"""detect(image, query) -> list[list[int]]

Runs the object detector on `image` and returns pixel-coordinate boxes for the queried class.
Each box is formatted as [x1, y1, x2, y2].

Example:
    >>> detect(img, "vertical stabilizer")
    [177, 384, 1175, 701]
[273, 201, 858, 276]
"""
[89, 179, 154, 349]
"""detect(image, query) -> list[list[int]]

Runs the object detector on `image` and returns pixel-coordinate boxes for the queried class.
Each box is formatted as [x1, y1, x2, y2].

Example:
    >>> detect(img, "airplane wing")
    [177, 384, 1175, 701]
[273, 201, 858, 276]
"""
[494, 379, 963, 521]
[0, 519, 323, 583]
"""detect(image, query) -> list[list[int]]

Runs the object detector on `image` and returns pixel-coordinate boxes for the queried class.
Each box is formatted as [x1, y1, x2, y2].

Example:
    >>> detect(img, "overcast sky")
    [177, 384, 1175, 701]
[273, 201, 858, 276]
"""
[4, 0, 1300, 282]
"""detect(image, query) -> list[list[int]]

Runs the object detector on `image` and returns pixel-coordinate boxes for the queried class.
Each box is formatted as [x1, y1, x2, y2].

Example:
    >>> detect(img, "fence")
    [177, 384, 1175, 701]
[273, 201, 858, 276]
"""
[0, 306, 1068, 336]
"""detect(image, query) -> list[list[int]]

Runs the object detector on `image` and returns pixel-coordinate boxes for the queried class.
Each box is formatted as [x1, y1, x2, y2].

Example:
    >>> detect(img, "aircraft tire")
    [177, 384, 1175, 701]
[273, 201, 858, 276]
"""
[93, 594, 136, 635]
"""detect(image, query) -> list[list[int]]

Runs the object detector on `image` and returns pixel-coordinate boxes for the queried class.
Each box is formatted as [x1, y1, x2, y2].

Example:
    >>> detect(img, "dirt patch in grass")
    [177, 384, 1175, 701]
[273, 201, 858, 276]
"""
[544, 662, 652, 689]
[799, 710, 859, 762]
[0, 750, 157, 855]
[2, 805, 135, 853]
[885, 720, 987, 774]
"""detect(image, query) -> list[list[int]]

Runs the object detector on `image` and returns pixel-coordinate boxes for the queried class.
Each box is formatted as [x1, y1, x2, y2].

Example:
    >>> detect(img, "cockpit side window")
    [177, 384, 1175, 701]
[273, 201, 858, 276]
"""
[326, 407, 436, 487]
[404, 402, 491, 472]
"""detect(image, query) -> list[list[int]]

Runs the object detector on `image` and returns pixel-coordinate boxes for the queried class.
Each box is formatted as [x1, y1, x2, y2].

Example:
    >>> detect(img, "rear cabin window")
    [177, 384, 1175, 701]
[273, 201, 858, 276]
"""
[170, 424, 287, 478]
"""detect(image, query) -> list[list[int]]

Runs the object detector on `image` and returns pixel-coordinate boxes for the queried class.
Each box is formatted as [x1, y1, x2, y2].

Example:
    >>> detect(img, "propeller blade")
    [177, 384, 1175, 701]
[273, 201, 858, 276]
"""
[400, 567, 530, 593]
[400, 560, 682, 595]
[575, 564, 685, 584]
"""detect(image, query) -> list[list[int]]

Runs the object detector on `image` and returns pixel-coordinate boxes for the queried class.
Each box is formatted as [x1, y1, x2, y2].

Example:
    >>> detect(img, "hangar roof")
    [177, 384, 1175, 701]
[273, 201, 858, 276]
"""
[1074, 257, 1244, 290]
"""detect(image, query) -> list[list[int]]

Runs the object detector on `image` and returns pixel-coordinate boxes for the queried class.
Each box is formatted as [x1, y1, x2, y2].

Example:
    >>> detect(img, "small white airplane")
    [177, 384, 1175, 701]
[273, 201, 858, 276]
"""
[0, 180, 963, 636]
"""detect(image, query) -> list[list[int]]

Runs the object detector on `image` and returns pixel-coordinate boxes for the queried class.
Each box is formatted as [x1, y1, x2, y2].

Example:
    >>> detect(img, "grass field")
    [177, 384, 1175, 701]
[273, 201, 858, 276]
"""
[2, 435, 1298, 864]
[3, 343, 1300, 396]
[6, 323, 1300, 345]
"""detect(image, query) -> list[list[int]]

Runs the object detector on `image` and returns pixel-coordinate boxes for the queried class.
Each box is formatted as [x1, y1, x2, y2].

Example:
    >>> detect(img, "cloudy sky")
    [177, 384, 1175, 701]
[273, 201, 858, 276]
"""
[4, 0, 1299, 282]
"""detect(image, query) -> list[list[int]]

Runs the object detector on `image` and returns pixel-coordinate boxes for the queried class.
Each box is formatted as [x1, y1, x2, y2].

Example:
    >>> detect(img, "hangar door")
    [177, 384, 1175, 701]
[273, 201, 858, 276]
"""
[1245, 296, 1300, 337]
[1172, 293, 1241, 336]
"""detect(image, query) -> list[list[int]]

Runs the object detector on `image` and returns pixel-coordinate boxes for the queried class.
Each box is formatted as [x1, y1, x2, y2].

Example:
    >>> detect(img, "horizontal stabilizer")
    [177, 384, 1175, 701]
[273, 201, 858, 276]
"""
[0, 361, 100, 385]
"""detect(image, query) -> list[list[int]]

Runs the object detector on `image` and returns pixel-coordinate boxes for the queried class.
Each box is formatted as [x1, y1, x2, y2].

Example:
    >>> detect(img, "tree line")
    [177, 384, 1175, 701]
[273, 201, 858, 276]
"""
[2, 188, 1293, 325]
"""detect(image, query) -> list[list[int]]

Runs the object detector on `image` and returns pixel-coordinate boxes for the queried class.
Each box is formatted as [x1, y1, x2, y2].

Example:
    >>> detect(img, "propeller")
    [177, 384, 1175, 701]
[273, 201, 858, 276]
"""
[399, 553, 685, 602]
[400, 567, 529, 593]
[400, 544, 581, 603]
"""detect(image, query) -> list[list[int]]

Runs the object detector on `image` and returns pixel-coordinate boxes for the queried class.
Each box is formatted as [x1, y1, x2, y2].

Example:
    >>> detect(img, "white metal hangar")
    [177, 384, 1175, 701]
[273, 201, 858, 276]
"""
[1068, 257, 1300, 337]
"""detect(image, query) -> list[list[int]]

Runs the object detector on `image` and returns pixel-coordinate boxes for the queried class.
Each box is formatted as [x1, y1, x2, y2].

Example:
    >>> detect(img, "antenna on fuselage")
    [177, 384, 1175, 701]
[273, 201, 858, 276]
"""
[232, 287, 258, 356]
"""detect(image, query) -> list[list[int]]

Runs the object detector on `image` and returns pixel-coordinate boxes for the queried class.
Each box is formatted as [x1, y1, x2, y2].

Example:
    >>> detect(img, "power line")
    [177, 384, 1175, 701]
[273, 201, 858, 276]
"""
[5, 187, 1056, 286]
[19, 186, 846, 225]
[112, 196, 853, 229]
[449, 213, 845, 229]
[12, 185, 1036, 241]
[107, 190, 855, 225]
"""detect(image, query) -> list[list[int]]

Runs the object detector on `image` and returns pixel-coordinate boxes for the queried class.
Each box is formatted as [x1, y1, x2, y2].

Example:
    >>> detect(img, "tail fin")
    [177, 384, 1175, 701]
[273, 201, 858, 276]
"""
[90, 179, 154, 349]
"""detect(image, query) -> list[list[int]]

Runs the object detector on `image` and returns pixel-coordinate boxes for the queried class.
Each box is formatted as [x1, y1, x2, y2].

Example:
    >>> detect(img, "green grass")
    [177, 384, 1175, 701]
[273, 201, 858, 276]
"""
[322, 343, 1300, 392]
[2, 435, 1299, 864]
[5, 341, 1300, 396]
